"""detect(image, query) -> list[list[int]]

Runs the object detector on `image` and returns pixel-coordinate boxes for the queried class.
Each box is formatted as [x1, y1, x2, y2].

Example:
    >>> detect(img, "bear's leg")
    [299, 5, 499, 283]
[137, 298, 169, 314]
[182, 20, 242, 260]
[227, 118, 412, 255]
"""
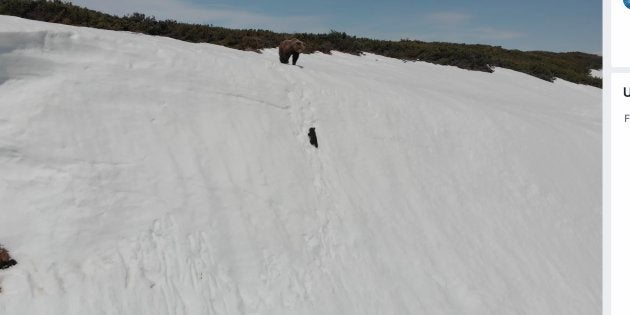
[280, 54, 289, 64]
[292, 53, 300, 65]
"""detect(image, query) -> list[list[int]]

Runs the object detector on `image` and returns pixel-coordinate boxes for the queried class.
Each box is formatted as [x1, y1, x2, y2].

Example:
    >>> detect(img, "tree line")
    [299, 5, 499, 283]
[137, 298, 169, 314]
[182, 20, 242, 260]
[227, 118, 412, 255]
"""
[0, 0, 602, 87]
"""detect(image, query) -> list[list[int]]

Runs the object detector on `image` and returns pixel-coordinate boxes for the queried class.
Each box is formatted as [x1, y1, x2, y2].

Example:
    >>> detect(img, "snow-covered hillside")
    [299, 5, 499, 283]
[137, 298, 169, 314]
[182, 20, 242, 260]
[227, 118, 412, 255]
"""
[0, 16, 601, 314]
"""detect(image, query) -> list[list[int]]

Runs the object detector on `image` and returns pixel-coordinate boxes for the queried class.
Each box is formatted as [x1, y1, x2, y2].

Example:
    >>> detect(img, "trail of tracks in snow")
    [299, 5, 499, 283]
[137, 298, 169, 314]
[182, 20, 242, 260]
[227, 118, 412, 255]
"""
[278, 64, 354, 309]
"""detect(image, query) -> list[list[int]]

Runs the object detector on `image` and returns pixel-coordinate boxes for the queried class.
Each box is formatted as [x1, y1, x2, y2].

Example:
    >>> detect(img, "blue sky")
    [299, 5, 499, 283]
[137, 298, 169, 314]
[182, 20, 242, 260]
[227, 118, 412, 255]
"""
[71, 0, 601, 54]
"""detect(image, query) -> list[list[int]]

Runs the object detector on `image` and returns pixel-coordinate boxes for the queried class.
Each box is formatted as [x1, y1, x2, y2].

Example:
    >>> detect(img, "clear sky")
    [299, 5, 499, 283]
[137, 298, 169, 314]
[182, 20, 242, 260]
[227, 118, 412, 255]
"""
[71, 0, 601, 54]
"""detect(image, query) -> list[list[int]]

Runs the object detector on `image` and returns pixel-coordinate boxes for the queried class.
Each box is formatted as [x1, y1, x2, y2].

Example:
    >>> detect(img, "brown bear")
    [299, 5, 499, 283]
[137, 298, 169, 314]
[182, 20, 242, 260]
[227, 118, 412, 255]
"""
[0, 246, 17, 270]
[279, 38, 305, 65]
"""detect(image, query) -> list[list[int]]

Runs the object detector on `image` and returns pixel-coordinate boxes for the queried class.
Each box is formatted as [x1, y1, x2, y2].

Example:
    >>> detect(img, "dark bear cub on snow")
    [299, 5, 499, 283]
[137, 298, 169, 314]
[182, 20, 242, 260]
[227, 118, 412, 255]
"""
[279, 39, 305, 65]
[308, 127, 318, 148]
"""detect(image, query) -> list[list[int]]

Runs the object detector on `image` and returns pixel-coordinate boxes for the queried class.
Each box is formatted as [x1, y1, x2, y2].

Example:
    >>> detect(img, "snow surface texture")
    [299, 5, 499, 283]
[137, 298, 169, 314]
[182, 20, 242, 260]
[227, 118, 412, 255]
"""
[0, 16, 601, 314]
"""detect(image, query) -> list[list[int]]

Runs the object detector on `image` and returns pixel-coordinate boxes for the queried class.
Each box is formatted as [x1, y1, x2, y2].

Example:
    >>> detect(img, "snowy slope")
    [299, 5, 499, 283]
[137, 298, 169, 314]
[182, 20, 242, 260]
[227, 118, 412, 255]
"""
[0, 16, 600, 314]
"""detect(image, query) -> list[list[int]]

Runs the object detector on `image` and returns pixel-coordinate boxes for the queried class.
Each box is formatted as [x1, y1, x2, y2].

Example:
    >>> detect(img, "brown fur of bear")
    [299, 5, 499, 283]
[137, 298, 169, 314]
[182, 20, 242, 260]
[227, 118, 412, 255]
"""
[278, 39, 305, 65]
[0, 247, 17, 270]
